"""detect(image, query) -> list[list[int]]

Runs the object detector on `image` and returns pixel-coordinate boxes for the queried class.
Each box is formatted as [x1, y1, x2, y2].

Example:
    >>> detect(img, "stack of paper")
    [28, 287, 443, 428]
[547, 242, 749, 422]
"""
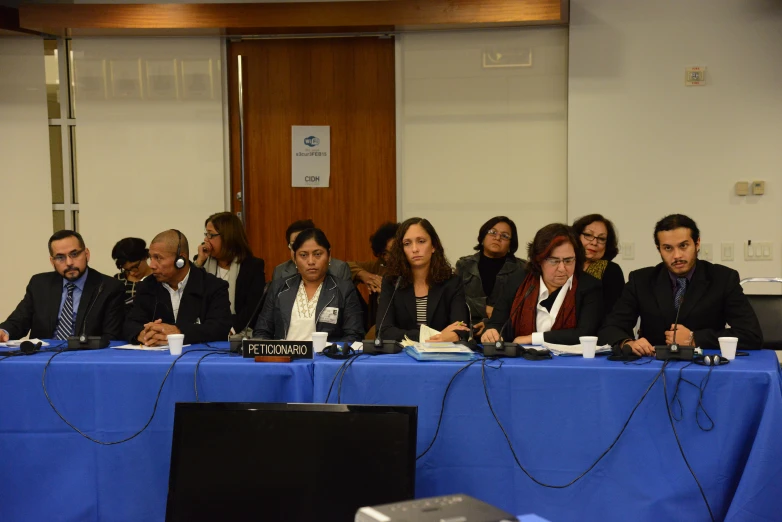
[543, 342, 612, 356]
[404, 342, 476, 362]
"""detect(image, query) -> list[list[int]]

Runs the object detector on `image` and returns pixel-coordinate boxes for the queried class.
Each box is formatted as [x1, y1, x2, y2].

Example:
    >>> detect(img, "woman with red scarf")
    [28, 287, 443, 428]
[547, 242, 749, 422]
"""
[481, 223, 604, 346]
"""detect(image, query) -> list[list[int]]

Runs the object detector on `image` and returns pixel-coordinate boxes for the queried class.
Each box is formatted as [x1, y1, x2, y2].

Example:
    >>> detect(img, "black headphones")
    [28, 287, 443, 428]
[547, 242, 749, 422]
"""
[322, 343, 355, 360]
[173, 230, 186, 270]
[694, 354, 729, 367]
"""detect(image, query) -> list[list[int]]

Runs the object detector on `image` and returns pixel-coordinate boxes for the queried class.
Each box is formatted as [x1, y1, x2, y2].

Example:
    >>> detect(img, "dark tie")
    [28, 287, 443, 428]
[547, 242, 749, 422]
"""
[54, 283, 76, 340]
[674, 277, 688, 311]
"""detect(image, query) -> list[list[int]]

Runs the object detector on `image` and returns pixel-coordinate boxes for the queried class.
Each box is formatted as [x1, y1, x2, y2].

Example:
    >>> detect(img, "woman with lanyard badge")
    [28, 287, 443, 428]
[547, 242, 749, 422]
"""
[253, 228, 364, 342]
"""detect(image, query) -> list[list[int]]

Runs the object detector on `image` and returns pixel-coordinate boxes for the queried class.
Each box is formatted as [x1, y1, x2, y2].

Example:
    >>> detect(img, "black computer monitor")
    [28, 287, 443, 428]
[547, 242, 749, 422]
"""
[166, 402, 418, 522]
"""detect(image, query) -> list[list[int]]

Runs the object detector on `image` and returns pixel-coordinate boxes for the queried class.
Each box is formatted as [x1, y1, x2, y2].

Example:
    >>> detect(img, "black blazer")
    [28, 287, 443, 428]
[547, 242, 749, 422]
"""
[253, 274, 364, 342]
[485, 269, 604, 345]
[232, 256, 266, 332]
[601, 261, 625, 318]
[0, 268, 125, 340]
[376, 275, 468, 342]
[123, 265, 233, 344]
[598, 261, 763, 349]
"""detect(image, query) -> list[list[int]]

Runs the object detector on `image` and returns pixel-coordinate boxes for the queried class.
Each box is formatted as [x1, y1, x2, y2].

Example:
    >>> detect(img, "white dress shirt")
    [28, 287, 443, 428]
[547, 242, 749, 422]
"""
[531, 275, 573, 346]
[162, 267, 190, 321]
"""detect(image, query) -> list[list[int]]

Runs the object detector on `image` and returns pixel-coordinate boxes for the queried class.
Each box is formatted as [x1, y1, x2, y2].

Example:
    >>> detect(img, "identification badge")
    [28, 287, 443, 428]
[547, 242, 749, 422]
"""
[321, 307, 339, 324]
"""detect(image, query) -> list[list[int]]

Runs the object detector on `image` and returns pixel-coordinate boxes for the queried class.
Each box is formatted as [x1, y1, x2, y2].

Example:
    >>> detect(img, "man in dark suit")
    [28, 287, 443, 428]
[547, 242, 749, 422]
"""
[599, 214, 762, 355]
[124, 229, 232, 346]
[0, 230, 124, 341]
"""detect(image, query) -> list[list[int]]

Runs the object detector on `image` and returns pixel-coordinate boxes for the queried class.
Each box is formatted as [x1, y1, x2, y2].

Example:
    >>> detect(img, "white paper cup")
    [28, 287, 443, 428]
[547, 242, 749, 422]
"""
[167, 334, 185, 356]
[580, 336, 598, 359]
[718, 336, 738, 360]
[312, 332, 328, 353]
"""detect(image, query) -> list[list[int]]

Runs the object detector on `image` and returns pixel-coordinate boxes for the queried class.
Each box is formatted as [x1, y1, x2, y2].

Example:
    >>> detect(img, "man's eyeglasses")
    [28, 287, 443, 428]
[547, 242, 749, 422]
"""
[204, 232, 221, 240]
[487, 229, 512, 241]
[544, 257, 576, 267]
[581, 232, 607, 245]
[52, 249, 84, 264]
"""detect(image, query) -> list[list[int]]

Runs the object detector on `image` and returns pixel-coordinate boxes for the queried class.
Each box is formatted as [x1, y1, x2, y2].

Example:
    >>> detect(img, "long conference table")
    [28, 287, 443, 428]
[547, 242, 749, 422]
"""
[0, 342, 780, 522]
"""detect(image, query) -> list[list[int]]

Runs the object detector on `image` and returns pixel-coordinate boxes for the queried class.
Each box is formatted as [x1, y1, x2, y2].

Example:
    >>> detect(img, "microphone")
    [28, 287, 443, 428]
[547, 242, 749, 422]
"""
[229, 283, 269, 354]
[655, 295, 694, 361]
[67, 282, 110, 350]
[483, 283, 535, 358]
[456, 301, 478, 351]
[364, 276, 402, 354]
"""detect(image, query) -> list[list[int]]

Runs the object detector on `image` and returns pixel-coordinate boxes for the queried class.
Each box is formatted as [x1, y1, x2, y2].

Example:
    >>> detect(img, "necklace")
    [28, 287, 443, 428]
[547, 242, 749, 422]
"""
[295, 282, 322, 319]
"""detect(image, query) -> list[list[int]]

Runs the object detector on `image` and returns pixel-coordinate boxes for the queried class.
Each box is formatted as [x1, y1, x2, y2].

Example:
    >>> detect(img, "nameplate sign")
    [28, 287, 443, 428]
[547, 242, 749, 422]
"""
[242, 339, 313, 360]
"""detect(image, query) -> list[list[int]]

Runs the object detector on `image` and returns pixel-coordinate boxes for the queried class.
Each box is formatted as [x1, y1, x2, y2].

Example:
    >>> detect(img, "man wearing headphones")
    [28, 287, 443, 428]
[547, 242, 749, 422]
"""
[123, 229, 233, 346]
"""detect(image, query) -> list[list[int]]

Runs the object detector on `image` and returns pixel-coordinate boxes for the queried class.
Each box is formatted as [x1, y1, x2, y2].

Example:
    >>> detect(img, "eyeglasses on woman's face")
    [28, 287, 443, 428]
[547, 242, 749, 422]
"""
[581, 232, 607, 245]
[543, 256, 576, 267]
[487, 229, 512, 241]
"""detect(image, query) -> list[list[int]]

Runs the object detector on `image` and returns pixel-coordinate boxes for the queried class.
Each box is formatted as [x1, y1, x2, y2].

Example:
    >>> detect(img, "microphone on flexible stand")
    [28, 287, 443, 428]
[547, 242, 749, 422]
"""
[364, 276, 402, 355]
[655, 296, 694, 361]
[483, 284, 535, 358]
[68, 282, 110, 350]
[456, 302, 479, 351]
[229, 284, 269, 354]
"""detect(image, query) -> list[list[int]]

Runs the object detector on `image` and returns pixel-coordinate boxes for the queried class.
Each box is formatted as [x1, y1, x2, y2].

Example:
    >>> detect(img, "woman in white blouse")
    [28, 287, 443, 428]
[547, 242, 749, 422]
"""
[252, 228, 364, 342]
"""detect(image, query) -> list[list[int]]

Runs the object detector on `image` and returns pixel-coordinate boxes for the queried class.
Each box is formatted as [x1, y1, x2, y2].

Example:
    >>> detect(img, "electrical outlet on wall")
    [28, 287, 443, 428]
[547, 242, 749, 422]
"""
[621, 242, 634, 260]
[700, 243, 712, 261]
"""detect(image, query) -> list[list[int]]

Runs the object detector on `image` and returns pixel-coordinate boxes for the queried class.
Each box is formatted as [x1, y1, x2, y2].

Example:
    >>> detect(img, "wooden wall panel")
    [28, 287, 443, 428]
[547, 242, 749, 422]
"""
[20, 0, 567, 36]
[228, 37, 396, 270]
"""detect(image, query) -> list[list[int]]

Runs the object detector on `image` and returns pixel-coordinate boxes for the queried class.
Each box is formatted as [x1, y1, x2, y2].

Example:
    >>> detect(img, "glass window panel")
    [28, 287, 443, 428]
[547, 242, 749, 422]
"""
[44, 40, 60, 119]
[49, 126, 64, 204]
[53, 210, 65, 232]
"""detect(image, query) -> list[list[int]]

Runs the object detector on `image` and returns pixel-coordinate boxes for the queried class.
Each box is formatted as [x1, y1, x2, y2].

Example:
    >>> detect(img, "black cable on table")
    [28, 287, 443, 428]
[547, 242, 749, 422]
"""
[661, 361, 716, 522]
[416, 358, 484, 461]
[194, 350, 232, 402]
[42, 348, 220, 445]
[479, 357, 667, 488]
[670, 362, 715, 432]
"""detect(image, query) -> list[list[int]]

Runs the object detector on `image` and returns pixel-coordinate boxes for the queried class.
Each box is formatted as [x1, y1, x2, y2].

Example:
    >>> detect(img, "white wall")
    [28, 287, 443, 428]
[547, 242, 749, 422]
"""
[398, 28, 569, 264]
[0, 37, 56, 319]
[568, 0, 782, 292]
[71, 38, 226, 277]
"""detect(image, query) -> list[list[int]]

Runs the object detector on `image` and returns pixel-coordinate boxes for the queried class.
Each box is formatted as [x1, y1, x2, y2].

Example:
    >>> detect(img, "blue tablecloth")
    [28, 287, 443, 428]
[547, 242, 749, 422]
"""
[312, 351, 782, 522]
[0, 342, 313, 522]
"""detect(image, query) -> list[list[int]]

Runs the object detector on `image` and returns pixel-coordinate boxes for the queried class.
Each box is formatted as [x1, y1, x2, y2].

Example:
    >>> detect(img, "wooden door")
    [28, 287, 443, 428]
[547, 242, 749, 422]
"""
[227, 37, 396, 272]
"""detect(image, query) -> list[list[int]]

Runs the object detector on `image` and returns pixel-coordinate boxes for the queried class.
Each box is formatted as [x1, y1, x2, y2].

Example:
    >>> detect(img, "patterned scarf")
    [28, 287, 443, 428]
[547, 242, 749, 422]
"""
[511, 272, 579, 338]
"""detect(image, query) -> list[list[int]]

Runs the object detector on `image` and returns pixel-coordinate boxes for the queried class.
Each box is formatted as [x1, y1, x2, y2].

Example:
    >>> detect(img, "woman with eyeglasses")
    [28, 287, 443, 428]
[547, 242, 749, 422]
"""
[482, 223, 603, 346]
[194, 212, 266, 335]
[253, 228, 364, 342]
[111, 237, 154, 314]
[456, 216, 525, 336]
[377, 218, 469, 343]
[572, 214, 625, 317]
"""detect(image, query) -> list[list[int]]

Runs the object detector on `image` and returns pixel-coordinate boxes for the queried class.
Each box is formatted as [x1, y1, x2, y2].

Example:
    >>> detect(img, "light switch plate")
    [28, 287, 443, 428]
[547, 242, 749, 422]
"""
[622, 242, 634, 260]
[735, 181, 749, 196]
[752, 180, 766, 195]
[721, 242, 734, 261]
[700, 243, 712, 261]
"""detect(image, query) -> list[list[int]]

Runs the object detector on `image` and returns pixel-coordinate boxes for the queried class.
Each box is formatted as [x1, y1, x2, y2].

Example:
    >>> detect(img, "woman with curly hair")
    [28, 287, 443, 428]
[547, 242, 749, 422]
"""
[376, 218, 469, 342]
[481, 223, 604, 346]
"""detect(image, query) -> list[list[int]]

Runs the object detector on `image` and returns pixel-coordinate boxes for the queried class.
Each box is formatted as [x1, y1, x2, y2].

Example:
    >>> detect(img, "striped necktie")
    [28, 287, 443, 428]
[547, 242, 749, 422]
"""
[54, 283, 77, 340]
[674, 277, 688, 311]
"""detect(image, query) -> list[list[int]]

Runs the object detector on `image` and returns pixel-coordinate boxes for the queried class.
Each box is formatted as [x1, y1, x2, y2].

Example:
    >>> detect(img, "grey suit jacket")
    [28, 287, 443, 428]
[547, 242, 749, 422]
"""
[271, 258, 352, 281]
